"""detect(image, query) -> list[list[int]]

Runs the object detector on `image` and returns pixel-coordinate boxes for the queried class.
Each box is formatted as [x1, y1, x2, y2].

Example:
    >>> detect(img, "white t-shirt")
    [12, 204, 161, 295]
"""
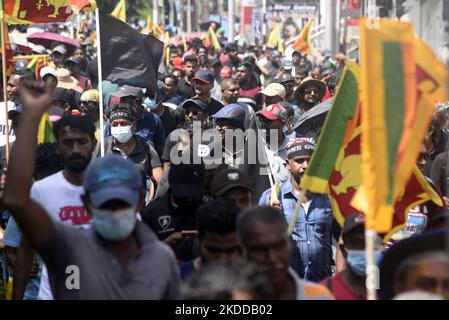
[0, 102, 16, 147]
[31, 171, 91, 300]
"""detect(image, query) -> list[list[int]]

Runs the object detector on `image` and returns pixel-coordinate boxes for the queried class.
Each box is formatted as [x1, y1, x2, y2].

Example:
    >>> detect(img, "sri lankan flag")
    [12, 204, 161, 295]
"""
[352, 19, 447, 233]
[300, 61, 443, 240]
[1, 0, 96, 24]
[291, 17, 314, 54]
[111, 0, 126, 22]
[0, 22, 13, 76]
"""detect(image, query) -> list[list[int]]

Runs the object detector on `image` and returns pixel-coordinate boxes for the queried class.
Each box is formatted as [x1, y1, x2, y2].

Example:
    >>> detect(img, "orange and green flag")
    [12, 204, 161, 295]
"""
[37, 113, 56, 144]
[300, 61, 443, 238]
[111, 0, 126, 22]
[352, 19, 447, 233]
[1, 0, 96, 24]
[292, 17, 314, 54]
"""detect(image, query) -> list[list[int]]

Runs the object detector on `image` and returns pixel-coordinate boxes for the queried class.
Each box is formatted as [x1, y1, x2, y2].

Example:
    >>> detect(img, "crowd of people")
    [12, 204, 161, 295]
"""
[0, 14, 448, 301]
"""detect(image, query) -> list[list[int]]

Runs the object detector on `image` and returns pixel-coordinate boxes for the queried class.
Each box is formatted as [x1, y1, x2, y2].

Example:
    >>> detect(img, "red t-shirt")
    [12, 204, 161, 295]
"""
[321, 272, 366, 300]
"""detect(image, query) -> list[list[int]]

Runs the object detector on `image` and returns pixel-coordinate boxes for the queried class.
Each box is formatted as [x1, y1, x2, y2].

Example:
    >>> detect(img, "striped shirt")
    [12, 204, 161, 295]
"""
[260, 178, 334, 282]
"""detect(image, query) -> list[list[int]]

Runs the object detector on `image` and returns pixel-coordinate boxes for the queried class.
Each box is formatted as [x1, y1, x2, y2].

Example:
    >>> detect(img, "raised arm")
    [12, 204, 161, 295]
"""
[2, 80, 54, 249]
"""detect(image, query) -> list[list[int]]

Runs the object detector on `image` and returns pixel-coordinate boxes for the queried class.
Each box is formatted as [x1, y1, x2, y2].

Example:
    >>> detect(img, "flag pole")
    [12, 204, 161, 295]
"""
[95, 8, 105, 157]
[365, 228, 378, 300]
[1, 14, 10, 164]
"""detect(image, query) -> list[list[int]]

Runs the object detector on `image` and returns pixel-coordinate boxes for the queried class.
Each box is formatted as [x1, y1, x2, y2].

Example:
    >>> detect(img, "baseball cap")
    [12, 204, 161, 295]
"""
[257, 103, 288, 121]
[277, 73, 295, 84]
[169, 162, 205, 198]
[211, 103, 246, 130]
[210, 168, 252, 196]
[270, 50, 281, 58]
[52, 45, 67, 55]
[84, 154, 143, 207]
[181, 97, 208, 112]
[40, 66, 57, 80]
[280, 59, 293, 70]
[193, 70, 214, 84]
[66, 56, 81, 65]
[342, 213, 365, 238]
[260, 83, 286, 98]
[109, 103, 137, 123]
[112, 85, 145, 99]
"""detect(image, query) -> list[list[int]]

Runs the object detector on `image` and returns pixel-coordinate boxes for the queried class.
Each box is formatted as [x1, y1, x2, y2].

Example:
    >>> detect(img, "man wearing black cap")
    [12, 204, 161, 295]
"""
[277, 74, 299, 108]
[105, 84, 166, 156]
[210, 168, 253, 210]
[320, 214, 376, 300]
[96, 102, 163, 190]
[379, 230, 449, 300]
[141, 162, 206, 255]
[259, 138, 335, 282]
[193, 70, 224, 116]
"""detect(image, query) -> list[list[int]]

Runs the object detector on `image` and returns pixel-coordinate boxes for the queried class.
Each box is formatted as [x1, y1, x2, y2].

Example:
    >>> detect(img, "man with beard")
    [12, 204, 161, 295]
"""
[178, 55, 199, 99]
[236, 63, 261, 110]
[237, 206, 334, 299]
[179, 199, 241, 280]
[192, 70, 224, 116]
[220, 43, 242, 74]
[259, 138, 335, 282]
[141, 162, 206, 258]
[1, 79, 180, 298]
[24, 115, 96, 300]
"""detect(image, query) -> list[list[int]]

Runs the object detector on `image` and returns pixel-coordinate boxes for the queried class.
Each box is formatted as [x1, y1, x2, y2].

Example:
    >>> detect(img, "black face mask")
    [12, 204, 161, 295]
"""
[64, 154, 91, 174]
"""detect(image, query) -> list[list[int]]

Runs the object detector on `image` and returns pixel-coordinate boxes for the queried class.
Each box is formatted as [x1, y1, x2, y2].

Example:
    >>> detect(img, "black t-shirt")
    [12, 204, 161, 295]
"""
[141, 192, 197, 241]
[205, 98, 224, 116]
[177, 78, 196, 100]
[159, 107, 178, 137]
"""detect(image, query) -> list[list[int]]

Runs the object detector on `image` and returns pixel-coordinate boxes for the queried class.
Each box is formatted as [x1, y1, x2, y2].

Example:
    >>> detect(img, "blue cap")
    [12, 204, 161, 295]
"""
[270, 50, 281, 58]
[84, 154, 143, 207]
[193, 70, 214, 84]
[211, 103, 246, 130]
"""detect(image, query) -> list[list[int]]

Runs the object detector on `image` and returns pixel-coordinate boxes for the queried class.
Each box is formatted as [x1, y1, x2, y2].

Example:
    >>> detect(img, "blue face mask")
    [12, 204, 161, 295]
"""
[143, 97, 158, 111]
[346, 249, 382, 277]
[91, 206, 137, 241]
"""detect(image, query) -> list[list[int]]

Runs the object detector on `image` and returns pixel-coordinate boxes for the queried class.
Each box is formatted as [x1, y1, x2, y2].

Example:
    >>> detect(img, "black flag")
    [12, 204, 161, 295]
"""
[99, 14, 164, 91]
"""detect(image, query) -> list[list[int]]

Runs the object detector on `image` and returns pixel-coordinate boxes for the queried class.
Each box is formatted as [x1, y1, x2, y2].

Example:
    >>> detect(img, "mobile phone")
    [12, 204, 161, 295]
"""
[181, 230, 198, 238]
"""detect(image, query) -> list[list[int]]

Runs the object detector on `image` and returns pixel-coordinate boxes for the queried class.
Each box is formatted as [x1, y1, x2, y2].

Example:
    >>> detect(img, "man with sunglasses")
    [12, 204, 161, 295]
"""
[259, 138, 335, 282]
[293, 77, 327, 112]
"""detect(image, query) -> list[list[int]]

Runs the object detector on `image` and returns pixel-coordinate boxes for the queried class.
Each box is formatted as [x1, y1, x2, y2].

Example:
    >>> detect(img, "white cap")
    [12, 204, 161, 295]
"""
[40, 66, 57, 80]
[33, 45, 46, 54]
[52, 45, 66, 55]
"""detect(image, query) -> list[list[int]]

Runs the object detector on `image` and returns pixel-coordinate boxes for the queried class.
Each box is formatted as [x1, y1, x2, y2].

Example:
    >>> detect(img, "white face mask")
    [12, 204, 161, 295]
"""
[111, 125, 133, 143]
[90, 206, 137, 241]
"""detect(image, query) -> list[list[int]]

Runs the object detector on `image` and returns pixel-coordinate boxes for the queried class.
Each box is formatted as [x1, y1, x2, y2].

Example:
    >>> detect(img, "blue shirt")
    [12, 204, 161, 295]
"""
[104, 111, 166, 147]
[259, 178, 334, 282]
[3, 216, 41, 300]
